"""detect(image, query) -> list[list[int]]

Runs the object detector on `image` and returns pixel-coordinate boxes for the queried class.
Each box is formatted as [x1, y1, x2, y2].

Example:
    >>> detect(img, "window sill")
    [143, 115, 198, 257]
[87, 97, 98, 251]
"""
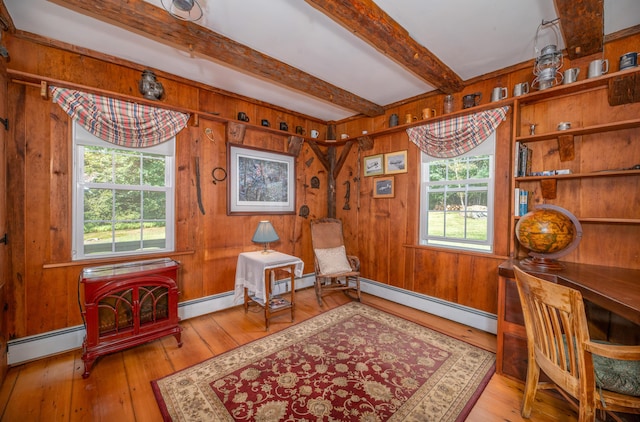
[403, 244, 509, 260]
[42, 249, 196, 269]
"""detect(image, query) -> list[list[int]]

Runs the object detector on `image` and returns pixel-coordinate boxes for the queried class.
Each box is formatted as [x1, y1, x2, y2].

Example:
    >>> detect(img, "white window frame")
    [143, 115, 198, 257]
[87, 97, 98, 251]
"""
[419, 132, 495, 253]
[72, 121, 175, 260]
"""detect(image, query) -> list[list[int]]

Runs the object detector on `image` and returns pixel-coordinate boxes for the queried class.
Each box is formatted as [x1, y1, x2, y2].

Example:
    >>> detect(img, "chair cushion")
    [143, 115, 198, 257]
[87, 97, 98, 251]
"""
[315, 246, 352, 275]
[562, 337, 640, 396]
[592, 343, 640, 396]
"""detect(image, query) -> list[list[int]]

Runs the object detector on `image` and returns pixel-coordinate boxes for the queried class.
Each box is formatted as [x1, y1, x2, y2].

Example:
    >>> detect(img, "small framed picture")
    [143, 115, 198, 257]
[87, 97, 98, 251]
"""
[373, 176, 394, 198]
[384, 150, 408, 174]
[363, 154, 384, 177]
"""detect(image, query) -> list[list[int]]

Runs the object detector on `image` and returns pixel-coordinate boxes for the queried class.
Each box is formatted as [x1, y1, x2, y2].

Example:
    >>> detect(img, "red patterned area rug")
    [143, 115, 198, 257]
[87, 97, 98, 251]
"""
[152, 302, 495, 421]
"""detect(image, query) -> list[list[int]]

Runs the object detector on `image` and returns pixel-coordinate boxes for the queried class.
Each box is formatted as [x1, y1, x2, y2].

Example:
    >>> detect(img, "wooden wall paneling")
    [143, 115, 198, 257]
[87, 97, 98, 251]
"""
[24, 88, 61, 335]
[174, 125, 195, 254]
[386, 166, 409, 288]
[457, 255, 501, 314]
[48, 105, 71, 263]
[577, 224, 640, 268]
[178, 126, 204, 301]
[493, 117, 514, 257]
[604, 34, 640, 72]
[0, 56, 8, 382]
[6, 83, 26, 338]
[412, 250, 453, 301]
[403, 142, 420, 246]
[401, 145, 420, 292]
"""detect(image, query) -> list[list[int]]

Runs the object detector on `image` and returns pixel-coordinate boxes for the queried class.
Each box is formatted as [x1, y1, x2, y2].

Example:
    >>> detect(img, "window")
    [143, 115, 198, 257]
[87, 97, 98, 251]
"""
[72, 122, 175, 260]
[419, 132, 495, 252]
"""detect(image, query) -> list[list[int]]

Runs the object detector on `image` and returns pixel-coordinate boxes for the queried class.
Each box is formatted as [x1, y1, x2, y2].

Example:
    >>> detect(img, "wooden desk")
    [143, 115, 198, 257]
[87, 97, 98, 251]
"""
[497, 259, 640, 382]
[234, 251, 304, 330]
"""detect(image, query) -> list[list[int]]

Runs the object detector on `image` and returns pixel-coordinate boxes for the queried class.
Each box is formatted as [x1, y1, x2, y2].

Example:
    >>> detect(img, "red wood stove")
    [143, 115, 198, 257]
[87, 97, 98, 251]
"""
[80, 258, 182, 378]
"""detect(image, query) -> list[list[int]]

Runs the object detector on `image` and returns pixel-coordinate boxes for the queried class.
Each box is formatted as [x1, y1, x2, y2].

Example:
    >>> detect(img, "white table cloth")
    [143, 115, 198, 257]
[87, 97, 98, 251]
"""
[234, 251, 304, 304]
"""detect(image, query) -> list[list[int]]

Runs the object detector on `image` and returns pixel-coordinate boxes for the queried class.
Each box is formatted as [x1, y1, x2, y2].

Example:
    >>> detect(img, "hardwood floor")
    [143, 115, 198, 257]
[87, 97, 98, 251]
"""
[0, 289, 579, 421]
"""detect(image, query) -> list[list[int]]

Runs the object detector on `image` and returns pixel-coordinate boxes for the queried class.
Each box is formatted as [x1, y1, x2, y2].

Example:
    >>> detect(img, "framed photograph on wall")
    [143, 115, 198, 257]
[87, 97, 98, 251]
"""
[384, 150, 408, 174]
[227, 143, 296, 215]
[373, 176, 394, 198]
[363, 154, 384, 177]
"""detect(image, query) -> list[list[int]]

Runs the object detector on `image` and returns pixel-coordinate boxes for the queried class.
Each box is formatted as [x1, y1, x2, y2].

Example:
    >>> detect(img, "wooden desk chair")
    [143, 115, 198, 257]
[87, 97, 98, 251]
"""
[513, 266, 640, 422]
[310, 218, 361, 307]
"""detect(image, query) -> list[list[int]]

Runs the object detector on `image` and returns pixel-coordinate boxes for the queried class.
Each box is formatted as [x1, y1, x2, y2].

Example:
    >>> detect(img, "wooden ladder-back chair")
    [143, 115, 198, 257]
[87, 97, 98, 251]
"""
[513, 266, 640, 422]
[310, 218, 361, 307]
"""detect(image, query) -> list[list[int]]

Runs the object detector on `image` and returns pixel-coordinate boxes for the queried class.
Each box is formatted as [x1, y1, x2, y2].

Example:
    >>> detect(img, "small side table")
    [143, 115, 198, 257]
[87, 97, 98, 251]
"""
[235, 251, 304, 330]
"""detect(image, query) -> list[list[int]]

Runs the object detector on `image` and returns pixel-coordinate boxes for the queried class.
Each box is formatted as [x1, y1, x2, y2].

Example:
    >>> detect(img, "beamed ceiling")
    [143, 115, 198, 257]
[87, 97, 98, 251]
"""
[2, 0, 640, 121]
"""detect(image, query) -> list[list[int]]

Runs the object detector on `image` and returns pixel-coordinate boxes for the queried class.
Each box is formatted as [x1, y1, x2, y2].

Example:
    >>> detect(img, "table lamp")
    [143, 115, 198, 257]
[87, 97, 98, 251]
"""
[252, 221, 279, 253]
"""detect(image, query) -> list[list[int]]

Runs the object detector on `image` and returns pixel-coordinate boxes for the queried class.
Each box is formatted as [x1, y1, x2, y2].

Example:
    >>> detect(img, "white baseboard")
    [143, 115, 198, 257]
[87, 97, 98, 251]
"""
[359, 278, 497, 334]
[7, 274, 496, 366]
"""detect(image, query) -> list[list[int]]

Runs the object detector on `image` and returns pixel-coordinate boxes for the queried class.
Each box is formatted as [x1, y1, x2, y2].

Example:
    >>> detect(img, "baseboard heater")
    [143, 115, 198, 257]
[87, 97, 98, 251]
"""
[7, 275, 496, 366]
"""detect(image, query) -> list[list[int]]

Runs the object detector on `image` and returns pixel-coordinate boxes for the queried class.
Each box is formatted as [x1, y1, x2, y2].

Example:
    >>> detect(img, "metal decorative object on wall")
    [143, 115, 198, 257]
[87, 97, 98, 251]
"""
[139, 70, 164, 100]
[343, 180, 351, 210]
[298, 205, 310, 218]
[310, 176, 320, 189]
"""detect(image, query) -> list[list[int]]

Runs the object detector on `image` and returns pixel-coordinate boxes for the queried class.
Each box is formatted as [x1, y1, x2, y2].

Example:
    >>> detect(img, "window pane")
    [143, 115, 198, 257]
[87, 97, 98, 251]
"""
[143, 156, 166, 186]
[115, 223, 142, 253]
[84, 148, 113, 183]
[427, 211, 444, 236]
[143, 191, 166, 220]
[83, 222, 113, 255]
[114, 153, 140, 185]
[115, 190, 141, 220]
[84, 188, 113, 221]
[429, 162, 446, 182]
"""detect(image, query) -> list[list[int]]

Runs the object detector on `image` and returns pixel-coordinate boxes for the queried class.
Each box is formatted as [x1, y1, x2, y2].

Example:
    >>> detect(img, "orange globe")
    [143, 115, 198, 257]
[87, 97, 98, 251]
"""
[516, 207, 576, 254]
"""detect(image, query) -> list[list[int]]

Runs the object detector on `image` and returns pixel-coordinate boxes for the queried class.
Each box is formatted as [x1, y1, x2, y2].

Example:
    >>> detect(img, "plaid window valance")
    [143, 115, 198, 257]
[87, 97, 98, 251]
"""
[50, 86, 189, 147]
[406, 106, 509, 158]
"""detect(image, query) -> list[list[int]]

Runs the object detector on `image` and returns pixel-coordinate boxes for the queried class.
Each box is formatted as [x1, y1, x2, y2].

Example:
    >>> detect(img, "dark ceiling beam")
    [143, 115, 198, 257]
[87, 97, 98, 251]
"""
[0, 1, 16, 32]
[49, 0, 385, 116]
[305, 0, 464, 94]
[554, 0, 604, 59]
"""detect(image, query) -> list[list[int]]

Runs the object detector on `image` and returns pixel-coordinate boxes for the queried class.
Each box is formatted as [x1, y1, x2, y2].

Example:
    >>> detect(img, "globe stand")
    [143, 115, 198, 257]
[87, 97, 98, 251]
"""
[515, 205, 583, 271]
[520, 256, 564, 270]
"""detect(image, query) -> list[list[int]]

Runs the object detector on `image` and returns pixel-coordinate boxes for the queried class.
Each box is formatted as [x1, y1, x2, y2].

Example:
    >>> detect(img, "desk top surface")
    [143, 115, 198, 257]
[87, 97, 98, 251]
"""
[500, 259, 640, 326]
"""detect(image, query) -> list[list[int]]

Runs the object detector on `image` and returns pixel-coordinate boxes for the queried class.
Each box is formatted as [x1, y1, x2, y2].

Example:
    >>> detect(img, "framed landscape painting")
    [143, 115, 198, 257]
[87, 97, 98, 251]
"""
[227, 143, 296, 215]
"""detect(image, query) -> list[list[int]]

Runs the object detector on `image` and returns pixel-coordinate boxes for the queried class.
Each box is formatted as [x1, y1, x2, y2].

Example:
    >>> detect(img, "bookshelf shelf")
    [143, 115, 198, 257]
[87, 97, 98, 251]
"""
[510, 67, 640, 252]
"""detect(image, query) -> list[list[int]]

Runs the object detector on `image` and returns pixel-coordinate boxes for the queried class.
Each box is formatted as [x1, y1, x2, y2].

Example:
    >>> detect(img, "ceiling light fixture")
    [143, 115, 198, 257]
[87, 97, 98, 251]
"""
[161, 0, 203, 22]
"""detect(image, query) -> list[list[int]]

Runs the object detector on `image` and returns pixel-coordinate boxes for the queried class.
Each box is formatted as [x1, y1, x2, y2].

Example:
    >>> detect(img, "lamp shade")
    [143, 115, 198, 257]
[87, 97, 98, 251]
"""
[252, 221, 279, 244]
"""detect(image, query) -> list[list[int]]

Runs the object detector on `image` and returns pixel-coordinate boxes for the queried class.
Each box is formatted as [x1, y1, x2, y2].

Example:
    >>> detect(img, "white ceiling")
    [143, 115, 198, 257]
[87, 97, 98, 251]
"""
[4, 0, 640, 121]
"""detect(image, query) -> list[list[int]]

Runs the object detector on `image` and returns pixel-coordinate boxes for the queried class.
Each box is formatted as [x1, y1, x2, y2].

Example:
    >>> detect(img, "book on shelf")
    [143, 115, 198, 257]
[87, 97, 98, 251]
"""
[514, 143, 533, 177]
[514, 188, 531, 216]
[519, 189, 530, 216]
[514, 141, 521, 177]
